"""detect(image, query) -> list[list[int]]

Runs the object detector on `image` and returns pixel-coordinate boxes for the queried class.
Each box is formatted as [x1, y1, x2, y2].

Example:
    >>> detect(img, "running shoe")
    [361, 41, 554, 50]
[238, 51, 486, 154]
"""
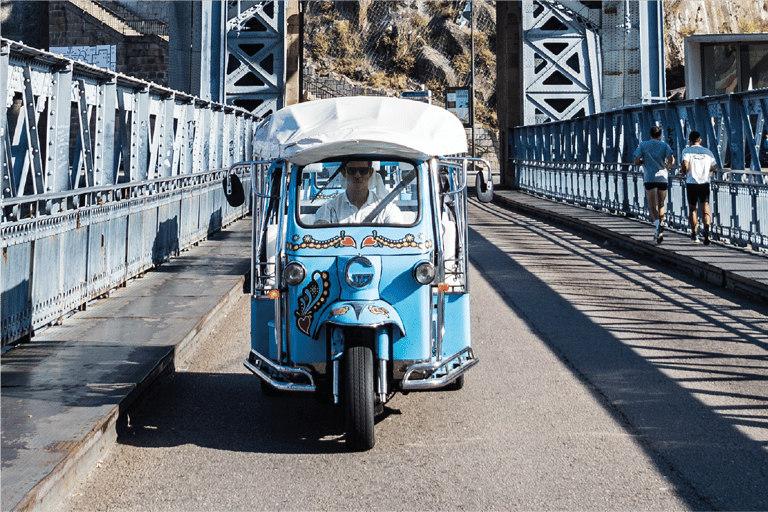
[703, 225, 710, 245]
[691, 231, 698, 243]
[657, 225, 664, 244]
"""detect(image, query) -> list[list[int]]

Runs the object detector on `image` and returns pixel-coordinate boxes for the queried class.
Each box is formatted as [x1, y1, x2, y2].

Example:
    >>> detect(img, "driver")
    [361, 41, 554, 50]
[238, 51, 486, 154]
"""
[314, 160, 403, 225]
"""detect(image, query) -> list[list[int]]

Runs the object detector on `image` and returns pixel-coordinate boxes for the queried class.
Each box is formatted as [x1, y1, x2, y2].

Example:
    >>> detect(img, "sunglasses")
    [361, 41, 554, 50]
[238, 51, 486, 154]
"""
[345, 166, 372, 176]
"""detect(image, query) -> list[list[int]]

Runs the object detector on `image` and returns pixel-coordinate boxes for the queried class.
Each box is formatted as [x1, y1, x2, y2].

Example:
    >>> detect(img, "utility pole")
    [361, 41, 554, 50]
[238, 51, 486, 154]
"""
[470, 0, 475, 158]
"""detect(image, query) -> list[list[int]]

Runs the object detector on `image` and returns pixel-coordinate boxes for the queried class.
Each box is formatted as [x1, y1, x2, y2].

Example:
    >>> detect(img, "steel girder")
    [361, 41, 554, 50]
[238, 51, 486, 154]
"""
[522, 0, 602, 125]
[225, 1, 286, 119]
[1, 38, 258, 345]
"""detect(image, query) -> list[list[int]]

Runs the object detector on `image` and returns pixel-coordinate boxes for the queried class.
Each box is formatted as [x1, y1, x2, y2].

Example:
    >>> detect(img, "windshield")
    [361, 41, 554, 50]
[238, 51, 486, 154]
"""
[297, 158, 419, 227]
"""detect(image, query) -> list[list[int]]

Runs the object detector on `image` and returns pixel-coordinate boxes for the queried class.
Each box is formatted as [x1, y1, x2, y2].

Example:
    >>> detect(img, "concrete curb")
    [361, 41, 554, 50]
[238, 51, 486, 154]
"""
[12, 274, 247, 512]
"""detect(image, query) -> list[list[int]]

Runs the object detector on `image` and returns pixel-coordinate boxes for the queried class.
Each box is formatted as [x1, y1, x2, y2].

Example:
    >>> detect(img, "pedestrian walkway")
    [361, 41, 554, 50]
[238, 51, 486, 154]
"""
[492, 190, 768, 303]
[1, 218, 251, 512]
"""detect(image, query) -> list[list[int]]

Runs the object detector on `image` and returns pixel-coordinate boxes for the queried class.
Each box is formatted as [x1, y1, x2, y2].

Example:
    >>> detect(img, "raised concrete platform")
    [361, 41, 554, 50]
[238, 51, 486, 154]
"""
[493, 190, 768, 303]
[1, 218, 251, 512]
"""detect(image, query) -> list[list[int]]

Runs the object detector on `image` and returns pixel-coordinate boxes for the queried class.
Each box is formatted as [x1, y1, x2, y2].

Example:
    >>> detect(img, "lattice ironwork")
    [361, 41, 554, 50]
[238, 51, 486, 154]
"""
[225, 0, 285, 119]
[522, 0, 602, 124]
[1, 38, 257, 345]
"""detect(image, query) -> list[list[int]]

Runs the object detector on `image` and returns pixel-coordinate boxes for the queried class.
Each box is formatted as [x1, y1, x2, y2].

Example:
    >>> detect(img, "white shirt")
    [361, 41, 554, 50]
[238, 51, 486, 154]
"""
[314, 189, 404, 225]
[682, 145, 717, 184]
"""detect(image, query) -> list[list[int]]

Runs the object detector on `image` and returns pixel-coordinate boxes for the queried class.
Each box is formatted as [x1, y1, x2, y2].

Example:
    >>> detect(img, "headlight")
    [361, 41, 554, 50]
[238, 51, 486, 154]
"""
[344, 256, 374, 288]
[412, 261, 436, 285]
[283, 261, 306, 286]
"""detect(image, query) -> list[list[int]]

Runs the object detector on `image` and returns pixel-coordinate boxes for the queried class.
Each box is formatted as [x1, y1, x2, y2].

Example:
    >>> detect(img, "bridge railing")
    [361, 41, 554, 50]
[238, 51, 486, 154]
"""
[1, 39, 260, 346]
[514, 159, 768, 252]
[511, 86, 768, 253]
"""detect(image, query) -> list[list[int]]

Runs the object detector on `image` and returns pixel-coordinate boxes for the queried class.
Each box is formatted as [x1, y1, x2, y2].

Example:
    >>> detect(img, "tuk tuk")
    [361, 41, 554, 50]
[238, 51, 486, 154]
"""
[224, 96, 493, 451]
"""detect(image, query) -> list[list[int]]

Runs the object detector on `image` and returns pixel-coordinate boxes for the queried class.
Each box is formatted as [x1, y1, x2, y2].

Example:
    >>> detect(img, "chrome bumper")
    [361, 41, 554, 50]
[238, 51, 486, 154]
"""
[400, 347, 478, 391]
[243, 349, 316, 392]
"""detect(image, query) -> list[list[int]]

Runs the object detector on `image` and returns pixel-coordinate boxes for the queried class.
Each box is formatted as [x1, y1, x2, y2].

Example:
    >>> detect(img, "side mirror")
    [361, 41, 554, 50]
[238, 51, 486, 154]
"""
[223, 173, 245, 207]
[475, 168, 494, 203]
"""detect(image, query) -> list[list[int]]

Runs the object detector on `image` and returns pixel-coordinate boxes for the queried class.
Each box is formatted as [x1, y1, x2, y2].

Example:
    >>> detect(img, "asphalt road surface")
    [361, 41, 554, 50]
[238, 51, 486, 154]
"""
[62, 200, 768, 511]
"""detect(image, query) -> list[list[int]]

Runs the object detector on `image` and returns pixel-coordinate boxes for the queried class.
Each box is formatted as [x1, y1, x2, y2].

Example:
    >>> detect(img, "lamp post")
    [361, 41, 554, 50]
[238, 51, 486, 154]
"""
[470, 0, 475, 158]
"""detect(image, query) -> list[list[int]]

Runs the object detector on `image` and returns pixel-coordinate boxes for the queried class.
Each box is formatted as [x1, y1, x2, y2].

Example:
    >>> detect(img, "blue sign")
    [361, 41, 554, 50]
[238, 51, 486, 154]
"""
[401, 90, 433, 104]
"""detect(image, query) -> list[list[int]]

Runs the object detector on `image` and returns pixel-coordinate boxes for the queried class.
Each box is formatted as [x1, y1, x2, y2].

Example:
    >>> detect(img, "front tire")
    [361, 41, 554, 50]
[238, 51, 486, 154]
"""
[446, 374, 464, 391]
[261, 379, 283, 397]
[344, 346, 375, 451]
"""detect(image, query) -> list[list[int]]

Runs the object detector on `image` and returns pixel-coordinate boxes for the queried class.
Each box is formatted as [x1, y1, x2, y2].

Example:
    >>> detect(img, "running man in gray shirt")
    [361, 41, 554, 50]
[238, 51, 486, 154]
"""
[633, 126, 675, 244]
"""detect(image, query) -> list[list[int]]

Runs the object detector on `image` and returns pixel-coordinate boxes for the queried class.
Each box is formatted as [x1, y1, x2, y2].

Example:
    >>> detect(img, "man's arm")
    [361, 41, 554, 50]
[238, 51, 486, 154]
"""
[381, 203, 404, 224]
[314, 202, 333, 225]
[633, 156, 643, 166]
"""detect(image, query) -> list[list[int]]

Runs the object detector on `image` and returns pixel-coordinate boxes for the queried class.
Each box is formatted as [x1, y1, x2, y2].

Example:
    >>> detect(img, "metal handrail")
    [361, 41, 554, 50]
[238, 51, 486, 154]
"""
[513, 158, 768, 252]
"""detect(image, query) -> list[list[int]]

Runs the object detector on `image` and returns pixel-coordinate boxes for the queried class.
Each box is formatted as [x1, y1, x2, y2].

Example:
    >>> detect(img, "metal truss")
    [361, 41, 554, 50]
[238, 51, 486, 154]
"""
[225, 0, 286, 119]
[522, 0, 602, 124]
[1, 38, 258, 345]
[510, 87, 768, 252]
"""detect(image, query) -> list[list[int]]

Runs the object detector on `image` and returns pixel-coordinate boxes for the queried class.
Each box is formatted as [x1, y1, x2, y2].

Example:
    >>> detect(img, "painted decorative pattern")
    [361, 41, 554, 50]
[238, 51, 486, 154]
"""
[360, 231, 432, 249]
[295, 271, 331, 336]
[330, 306, 349, 318]
[368, 305, 390, 317]
[287, 232, 356, 250]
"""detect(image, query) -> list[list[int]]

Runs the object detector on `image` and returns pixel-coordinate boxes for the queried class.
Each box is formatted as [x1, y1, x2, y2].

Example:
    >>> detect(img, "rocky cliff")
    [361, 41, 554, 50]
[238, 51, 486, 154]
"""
[304, 0, 498, 127]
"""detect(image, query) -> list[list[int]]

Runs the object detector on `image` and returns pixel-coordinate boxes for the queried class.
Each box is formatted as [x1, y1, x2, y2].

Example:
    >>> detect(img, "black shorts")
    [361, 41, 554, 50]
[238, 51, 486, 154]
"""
[686, 183, 710, 206]
[644, 182, 668, 191]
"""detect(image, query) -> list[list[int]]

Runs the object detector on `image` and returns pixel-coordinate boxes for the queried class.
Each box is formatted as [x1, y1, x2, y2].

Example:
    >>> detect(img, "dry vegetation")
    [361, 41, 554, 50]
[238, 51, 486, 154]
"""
[304, 0, 498, 129]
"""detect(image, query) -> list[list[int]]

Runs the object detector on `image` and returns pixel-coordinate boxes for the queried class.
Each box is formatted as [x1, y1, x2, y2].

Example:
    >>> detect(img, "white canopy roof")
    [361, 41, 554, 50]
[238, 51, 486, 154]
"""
[253, 96, 468, 165]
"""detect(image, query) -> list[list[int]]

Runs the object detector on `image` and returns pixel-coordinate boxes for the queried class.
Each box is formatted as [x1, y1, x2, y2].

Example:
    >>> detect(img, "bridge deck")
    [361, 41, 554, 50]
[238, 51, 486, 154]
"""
[2, 192, 768, 510]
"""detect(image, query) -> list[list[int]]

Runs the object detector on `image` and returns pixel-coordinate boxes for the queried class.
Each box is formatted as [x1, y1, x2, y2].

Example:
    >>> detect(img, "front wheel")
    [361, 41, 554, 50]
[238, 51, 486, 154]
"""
[344, 346, 375, 451]
[446, 374, 464, 391]
[260, 379, 283, 397]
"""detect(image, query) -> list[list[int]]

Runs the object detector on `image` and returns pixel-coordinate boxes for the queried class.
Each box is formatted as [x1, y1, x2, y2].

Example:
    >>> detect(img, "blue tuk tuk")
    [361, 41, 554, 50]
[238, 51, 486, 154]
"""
[224, 96, 493, 450]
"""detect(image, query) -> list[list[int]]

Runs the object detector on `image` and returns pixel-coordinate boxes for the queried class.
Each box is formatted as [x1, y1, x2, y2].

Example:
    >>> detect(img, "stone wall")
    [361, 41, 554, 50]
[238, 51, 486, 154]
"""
[48, 1, 169, 86]
[111, 0, 173, 22]
[1, 1, 49, 49]
[470, 127, 500, 177]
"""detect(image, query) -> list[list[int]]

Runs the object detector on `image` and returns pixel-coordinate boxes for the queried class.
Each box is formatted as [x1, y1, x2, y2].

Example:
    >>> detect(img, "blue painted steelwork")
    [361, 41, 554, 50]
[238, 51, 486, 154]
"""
[510, 87, 768, 252]
[1, 38, 261, 346]
[522, 1, 602, 124]
[226, 1, 286, 118]
[637, 0, 666, 103]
